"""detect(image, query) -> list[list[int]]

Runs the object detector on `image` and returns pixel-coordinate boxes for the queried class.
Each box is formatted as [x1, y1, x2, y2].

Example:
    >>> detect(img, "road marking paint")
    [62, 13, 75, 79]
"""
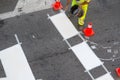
[0, 0, 54, 20]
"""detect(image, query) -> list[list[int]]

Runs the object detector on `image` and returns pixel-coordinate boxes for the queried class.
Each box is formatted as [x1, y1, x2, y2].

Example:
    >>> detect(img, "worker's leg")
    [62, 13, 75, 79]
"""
[67, 0, 77, 19]
[78, 4, 88, 26]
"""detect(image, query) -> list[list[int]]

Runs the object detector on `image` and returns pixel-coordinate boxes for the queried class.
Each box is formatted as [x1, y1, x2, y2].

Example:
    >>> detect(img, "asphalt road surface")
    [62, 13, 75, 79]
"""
[0, 0, 120, 80]
[0, 0, 18, 14]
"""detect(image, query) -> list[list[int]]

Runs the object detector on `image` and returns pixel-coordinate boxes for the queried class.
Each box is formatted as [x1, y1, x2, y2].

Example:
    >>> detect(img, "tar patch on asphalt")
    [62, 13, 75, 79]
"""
[89, 65, 107, 78]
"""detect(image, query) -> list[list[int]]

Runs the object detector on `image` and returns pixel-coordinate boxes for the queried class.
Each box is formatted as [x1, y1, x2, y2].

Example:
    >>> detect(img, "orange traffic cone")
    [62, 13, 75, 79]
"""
[52, 0, 63, 11]
[83, 22, 95, 37]
[116, 68, 120, 77]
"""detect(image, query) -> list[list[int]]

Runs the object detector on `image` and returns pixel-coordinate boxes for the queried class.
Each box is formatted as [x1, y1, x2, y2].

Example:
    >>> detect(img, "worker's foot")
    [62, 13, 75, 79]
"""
[78, 18, 85, 31]
[78, 18, 84, 26]
[79, 21, 84, 25]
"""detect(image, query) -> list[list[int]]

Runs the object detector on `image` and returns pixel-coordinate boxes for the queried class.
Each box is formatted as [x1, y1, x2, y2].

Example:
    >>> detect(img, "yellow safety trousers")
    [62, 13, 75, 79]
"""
[72, 0, 88, 26]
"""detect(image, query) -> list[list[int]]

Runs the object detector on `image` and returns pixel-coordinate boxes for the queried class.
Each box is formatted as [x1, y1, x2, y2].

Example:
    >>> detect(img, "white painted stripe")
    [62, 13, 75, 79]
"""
[71, 41, 102, 70]
[0, 0, 54, 20]
[0, 78, 7, 80]
[96, 73, 114, 80]
[49, 12, 79, 40]
[0, 44, 35, 80]
[0, 12, 15, 20]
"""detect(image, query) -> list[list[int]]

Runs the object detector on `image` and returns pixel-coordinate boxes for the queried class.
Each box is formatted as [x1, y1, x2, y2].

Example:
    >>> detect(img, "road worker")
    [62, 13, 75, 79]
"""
[64, 0, 91, 30]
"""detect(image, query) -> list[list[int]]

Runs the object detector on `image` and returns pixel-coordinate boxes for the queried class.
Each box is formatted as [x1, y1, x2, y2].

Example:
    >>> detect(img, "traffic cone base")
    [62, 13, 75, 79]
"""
[83, 27, 95, 37]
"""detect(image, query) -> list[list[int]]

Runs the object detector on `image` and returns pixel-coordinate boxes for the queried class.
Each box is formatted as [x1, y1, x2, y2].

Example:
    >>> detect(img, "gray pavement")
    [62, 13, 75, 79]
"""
[0, 0, 18, 14]
[0, 0, 120, 80]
